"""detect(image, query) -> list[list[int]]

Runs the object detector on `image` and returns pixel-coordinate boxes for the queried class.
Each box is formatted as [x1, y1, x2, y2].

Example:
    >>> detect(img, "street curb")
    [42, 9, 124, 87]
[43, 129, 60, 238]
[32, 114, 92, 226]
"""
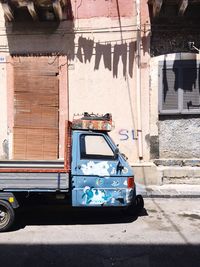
[142, 194, 200, 198]
[136, 183, 200, 198]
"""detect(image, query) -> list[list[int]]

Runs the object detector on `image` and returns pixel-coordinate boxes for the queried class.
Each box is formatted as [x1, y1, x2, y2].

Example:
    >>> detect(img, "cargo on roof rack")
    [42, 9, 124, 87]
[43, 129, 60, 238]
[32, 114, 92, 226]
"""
[72, 112, 114, 131]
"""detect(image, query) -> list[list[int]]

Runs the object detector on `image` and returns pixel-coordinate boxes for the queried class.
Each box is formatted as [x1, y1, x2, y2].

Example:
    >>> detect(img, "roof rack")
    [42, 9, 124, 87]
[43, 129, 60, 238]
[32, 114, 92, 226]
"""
[72, 112, 114, 131]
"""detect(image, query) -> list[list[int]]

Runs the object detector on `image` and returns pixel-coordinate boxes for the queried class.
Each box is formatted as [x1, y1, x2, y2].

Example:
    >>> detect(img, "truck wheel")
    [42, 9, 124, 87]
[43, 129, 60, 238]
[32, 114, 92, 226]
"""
[123, 195, 144, 216]
[134, 194, 144, 212]
[0, 200, 15, 232]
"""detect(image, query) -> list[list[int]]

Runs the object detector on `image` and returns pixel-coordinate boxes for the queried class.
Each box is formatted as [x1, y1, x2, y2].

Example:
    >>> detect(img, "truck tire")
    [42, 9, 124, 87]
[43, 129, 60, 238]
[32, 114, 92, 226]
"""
[0, 200, 15, 232]
[134, 194, 144, 213]
[123, 194, 144, 216]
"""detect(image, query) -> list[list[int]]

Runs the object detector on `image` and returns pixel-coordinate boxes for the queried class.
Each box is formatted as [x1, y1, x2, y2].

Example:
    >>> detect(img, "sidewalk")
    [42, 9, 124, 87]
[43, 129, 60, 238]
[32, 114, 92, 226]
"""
[136, 183, 200, 198]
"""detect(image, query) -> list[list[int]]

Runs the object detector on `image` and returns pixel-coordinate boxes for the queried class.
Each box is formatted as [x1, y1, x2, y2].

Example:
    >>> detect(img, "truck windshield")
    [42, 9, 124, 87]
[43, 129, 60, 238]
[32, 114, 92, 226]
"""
[80, 134, 115, 160]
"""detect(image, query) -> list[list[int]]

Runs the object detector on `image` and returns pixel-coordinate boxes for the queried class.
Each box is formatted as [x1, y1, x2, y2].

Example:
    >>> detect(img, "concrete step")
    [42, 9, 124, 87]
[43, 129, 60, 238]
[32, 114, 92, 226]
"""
[132, 161, 200, 185]
[136, 183, 200, 198]
[158, 166, 200, 185]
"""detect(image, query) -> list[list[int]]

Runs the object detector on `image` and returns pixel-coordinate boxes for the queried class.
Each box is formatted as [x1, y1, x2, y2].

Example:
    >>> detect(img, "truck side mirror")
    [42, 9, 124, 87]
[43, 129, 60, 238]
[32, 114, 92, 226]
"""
[114, 147, 119, 159]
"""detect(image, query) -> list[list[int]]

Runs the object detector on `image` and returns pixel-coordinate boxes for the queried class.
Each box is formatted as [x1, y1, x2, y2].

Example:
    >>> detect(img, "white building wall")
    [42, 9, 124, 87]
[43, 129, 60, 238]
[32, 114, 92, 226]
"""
[69, 18, 140, 163]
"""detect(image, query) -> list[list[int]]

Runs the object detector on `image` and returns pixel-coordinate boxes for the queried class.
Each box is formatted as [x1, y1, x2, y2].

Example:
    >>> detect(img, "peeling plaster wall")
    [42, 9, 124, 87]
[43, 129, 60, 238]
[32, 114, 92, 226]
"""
[159, 116, 200, 158]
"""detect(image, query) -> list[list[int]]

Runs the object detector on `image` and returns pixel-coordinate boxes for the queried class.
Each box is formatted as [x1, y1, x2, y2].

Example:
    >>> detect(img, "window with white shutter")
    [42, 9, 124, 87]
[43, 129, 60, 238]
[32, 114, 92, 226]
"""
[159, 60, 200, 114]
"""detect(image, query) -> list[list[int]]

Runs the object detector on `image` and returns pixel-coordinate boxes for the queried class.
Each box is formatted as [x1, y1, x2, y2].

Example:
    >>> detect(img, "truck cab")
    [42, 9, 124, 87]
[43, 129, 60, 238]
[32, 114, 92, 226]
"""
[71, 129, 136, 207]
[0, 113, 143, 232]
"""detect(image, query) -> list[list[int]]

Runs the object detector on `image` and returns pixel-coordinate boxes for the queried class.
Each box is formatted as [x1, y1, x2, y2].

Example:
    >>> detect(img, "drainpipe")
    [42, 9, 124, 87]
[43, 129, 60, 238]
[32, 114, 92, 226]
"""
[136, 0, 143, 160]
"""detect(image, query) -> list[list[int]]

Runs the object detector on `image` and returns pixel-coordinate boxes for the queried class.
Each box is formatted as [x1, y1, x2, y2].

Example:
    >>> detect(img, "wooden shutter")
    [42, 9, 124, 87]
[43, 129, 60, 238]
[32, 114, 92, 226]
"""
[13, 56, 59, 160]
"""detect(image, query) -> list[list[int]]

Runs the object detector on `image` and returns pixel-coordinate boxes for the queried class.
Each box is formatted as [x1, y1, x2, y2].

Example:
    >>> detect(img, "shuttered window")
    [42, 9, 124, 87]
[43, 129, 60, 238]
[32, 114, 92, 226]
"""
[13, 56, 59, 160]
[159, 60, 200, 114]
[162, 68, 179, 111]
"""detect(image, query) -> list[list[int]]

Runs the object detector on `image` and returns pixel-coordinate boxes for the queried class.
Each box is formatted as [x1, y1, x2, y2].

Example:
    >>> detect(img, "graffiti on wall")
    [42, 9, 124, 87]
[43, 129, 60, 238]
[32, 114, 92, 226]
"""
[118, 129, 137, 141]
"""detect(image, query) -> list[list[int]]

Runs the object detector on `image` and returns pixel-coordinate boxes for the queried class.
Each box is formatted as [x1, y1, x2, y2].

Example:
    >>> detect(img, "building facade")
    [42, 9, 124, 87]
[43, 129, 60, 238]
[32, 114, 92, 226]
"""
[148, 0, 200, 184]
[0, 0, 200, 185]
[0, 0, 150, 163]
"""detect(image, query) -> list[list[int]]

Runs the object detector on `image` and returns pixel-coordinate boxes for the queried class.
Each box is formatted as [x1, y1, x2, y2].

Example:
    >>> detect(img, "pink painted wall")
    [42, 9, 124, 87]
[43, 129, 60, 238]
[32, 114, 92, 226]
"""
[140, 0, 151, 55]
[72, 0, 134, 19]
[59, 56, 68, 159]
[141, 0, 150, 25]
[7, 57, 14, 132]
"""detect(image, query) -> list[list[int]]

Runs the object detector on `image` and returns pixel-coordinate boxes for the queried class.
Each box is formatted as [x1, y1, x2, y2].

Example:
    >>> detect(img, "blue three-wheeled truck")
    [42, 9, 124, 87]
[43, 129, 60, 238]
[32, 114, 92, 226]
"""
[0, 113, 143, 232]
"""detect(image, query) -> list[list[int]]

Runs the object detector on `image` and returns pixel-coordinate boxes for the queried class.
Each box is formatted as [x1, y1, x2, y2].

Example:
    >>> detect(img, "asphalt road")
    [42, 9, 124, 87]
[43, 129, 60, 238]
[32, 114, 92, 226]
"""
[0, 198, 199, 267]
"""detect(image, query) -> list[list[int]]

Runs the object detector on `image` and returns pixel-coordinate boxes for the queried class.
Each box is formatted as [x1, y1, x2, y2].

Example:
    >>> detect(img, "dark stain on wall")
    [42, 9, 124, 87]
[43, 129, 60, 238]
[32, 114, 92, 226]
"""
[151, 29, 200, 57]
[150, 135, 159, 159]
[2, 139, 9, 159]
[149, 2, 200, 57]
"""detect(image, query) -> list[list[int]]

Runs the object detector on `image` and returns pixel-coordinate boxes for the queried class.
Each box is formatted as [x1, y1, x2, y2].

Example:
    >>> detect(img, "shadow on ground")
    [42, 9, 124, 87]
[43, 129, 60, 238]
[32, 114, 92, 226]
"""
[0, 242, 199, 267]
[1, 206, 200, 267]
[13, 205, 147, 230]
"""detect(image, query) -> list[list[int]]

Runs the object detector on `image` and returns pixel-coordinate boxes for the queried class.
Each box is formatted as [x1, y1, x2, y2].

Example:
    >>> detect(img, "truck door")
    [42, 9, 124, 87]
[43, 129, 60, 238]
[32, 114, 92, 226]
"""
[71, 132, 134, 207]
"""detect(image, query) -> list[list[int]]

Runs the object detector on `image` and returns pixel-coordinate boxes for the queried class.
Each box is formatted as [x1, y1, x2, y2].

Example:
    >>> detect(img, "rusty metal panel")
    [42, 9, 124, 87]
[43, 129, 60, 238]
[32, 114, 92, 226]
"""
[64, 121, 72, 171]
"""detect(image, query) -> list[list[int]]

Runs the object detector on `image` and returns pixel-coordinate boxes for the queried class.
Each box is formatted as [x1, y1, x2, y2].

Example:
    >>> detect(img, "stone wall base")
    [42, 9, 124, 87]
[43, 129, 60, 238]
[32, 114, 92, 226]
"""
[133, 159, 200, 185]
